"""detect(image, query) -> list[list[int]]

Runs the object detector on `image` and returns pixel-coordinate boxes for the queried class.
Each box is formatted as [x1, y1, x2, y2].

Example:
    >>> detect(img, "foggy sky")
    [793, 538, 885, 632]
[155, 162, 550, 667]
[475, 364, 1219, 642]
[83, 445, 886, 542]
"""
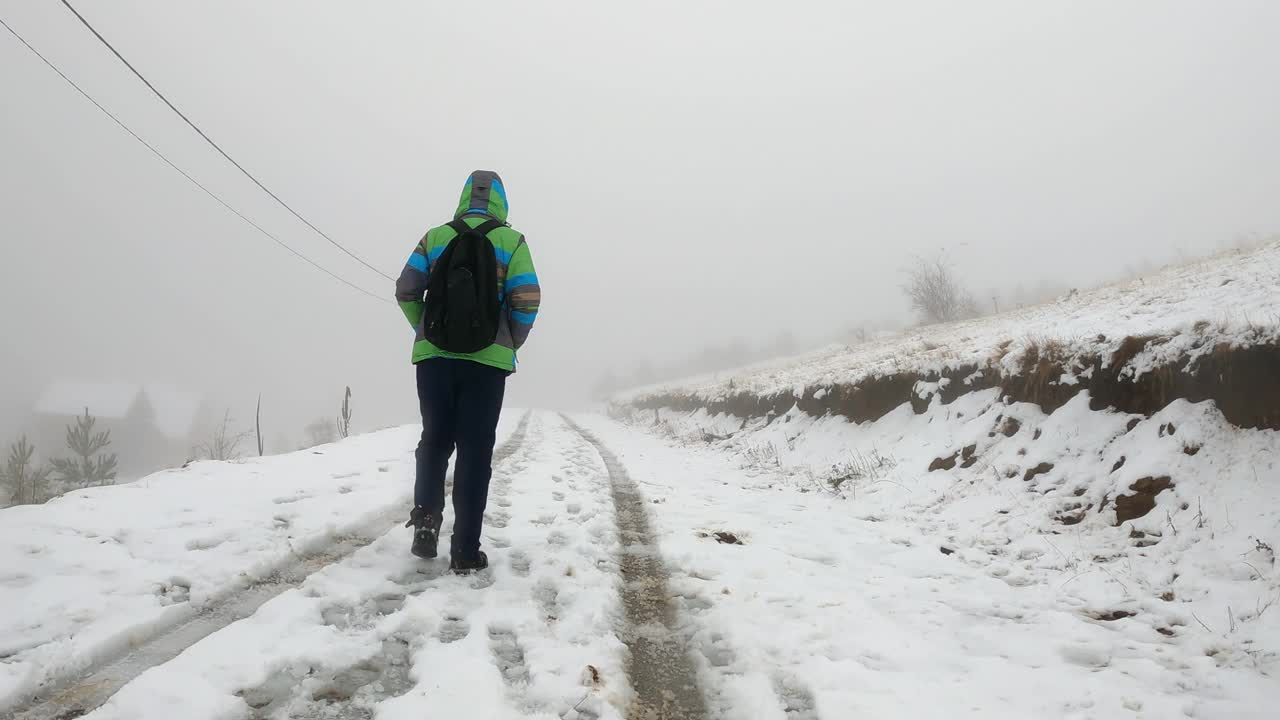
[2, 0, 1279, 444]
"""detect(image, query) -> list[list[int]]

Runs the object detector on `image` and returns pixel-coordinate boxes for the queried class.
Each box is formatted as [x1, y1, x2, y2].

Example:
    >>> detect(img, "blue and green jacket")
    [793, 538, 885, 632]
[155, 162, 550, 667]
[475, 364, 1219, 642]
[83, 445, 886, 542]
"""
[395, 170, 541, 371]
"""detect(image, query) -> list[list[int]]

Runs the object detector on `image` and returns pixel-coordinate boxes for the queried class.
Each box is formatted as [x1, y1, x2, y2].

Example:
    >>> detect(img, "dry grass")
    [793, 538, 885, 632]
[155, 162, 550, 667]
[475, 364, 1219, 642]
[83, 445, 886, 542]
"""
[990, 339, 1014, 364]
[1110, 335, 1157, 371]
[1013, 337, 1071, 406]
[812, 449, 899, 494]
[742, 442, 782, 470]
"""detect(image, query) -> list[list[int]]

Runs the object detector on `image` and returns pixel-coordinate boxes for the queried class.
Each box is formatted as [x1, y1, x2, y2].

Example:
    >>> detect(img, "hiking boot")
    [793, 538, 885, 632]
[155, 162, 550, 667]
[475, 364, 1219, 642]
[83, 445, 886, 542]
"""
[405, 507, 442, 559]
[449, 550, 489, 574]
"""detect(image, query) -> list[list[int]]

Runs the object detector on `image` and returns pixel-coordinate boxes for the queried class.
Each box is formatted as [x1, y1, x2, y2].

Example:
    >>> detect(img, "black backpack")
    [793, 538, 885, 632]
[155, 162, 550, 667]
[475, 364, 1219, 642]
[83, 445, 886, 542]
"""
[421, 219, 503, 353]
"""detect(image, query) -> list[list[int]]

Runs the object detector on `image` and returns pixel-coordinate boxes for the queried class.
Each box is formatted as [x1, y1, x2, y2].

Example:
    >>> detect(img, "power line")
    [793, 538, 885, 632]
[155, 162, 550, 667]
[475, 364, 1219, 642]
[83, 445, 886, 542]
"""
[0, 15, 392, 305]
[59, 0, 396, 282]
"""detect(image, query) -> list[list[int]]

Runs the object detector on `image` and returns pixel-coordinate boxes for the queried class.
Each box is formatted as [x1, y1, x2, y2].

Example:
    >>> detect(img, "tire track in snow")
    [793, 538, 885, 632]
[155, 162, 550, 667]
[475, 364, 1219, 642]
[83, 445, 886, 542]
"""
[6, 413, 533, 720]
[560, 415, 710, 720]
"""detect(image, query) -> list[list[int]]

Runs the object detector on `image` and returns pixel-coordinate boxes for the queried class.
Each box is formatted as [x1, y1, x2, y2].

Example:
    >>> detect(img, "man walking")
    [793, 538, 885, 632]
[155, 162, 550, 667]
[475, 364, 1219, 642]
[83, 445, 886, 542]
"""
[395, 170, 540, 572]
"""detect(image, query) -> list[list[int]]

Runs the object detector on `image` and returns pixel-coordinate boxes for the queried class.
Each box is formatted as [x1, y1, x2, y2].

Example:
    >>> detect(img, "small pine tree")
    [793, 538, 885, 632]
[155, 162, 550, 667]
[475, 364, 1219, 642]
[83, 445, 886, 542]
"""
[50, 409, 118, 488]
[1, 436, 52, 505]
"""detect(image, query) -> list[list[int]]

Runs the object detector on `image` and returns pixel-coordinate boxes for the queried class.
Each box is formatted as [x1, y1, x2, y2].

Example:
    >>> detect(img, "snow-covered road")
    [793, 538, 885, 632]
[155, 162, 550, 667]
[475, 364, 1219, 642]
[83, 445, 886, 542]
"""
[3, 410, 1276, 719]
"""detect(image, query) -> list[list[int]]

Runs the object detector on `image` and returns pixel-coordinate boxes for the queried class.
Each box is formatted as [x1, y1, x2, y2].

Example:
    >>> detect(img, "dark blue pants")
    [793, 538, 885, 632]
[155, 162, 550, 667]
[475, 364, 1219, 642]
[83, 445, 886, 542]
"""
[415, 358, 507, 559]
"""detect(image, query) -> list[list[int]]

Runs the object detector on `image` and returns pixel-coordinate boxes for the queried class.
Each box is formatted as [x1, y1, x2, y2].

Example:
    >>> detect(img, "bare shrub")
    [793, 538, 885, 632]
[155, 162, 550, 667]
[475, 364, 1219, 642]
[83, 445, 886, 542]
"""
[195, 410, 254, 461]
[903, 253, 979, 325]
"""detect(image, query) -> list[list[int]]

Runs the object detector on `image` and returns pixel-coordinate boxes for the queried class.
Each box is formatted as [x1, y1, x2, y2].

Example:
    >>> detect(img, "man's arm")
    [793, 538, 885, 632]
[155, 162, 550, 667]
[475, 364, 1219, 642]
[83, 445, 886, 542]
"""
[395, 235, 431, 329]
[505, 237, 540, 349]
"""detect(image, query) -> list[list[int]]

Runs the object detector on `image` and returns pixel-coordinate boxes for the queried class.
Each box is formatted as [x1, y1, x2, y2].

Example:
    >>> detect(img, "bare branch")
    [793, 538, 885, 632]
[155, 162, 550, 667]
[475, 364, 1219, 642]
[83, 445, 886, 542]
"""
[195, 409, 253, 461]
[902, 253, 980, 325]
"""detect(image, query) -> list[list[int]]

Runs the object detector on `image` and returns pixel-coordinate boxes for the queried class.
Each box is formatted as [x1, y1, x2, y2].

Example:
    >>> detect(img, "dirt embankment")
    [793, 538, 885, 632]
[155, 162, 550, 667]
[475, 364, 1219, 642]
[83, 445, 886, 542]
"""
[626, 336, 1280, 432]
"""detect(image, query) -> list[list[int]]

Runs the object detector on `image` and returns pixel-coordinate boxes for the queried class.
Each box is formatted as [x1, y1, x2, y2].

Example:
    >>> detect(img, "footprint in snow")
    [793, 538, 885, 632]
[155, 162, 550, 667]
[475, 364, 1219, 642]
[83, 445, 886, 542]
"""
[271, 494, 309, 505]
[0, 572, 33, 589]
[236, 671, 297, 716]
[678, 593, 714, 614]
[1059, 641, 1112, 668]
[487, 626, 532, 686]
[316, 636, 413, 710]
[154, 580, 191, 606]
[319, 598, 405, 630]
[371, 593, 407, 616]
[1002, 574, 1036, 588]
[772, 672, 822, 720]
[508, 549, 532, 577]
[699, 631, 737, 669]
[310, 659, 382, 704]
[532, 578, 560, 623]
[855, 651, 894, 672]
[438, 616, 471, 644]
[184, 535, 227, 551]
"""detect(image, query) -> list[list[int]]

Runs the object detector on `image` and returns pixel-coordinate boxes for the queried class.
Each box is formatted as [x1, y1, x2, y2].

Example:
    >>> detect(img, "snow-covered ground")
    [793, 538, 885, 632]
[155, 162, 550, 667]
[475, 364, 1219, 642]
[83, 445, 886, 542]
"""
[600, 394, 1280, 718]
[592, 240, 1280, 718]
[3, 405, 1277, 718]
[80, 413, 629, 720]
[0, 417, 519, 711]
[618, 240, 1280, 405]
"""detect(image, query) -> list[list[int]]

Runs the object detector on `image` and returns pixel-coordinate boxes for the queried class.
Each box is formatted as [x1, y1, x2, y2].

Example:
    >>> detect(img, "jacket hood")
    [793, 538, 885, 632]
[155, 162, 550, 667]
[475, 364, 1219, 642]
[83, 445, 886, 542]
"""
[454, 170, 509, 223]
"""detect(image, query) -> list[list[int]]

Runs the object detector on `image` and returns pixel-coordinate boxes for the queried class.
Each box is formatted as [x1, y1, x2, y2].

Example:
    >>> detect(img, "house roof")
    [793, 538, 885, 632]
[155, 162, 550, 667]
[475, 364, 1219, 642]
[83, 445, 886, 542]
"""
[34, 381, 139, 420]
[33, 381, 207, 440]
[142, 383, 206, 440]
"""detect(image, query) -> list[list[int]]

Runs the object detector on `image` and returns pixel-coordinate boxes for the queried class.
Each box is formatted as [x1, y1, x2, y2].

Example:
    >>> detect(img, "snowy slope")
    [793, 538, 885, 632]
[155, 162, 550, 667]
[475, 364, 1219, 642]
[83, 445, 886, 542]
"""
[578, 411, 1280, 719]
[619, 240, 1280, 404]
[600, 242, 1280, 717]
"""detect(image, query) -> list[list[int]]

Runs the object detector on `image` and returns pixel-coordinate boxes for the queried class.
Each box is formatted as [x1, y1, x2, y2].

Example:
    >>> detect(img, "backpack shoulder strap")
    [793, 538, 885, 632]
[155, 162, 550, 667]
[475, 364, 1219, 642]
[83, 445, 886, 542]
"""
[446, 219, 473, 238]
[446, 218, 505, 238]
[474, 219, 505, 236]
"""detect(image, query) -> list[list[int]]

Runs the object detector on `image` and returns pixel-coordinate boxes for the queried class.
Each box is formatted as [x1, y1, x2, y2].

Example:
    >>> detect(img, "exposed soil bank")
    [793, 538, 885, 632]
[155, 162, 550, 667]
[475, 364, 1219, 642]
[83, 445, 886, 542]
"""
[626, 338, 1280, 432]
